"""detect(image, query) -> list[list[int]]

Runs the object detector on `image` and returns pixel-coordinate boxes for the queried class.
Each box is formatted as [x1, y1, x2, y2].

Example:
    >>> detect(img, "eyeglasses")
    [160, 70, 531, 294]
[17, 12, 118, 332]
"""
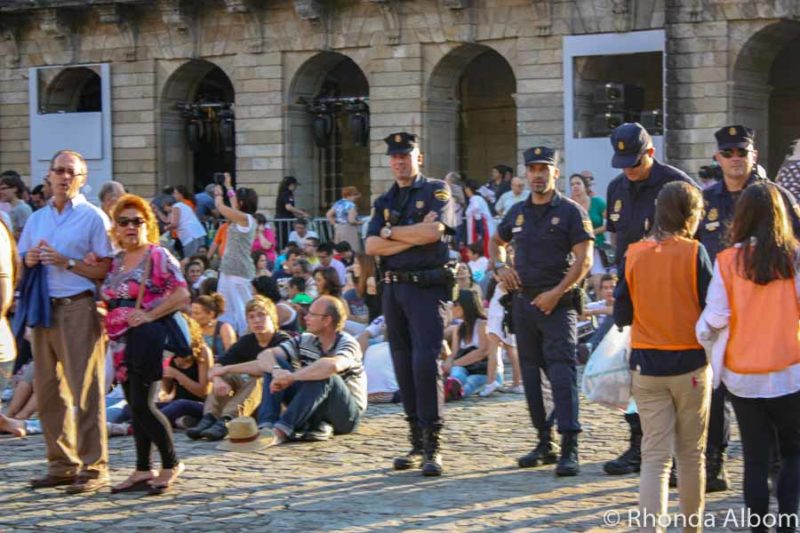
[116, 216, 145, 228]
[719, 148, 751, 159]
[50, 167, 85, 177]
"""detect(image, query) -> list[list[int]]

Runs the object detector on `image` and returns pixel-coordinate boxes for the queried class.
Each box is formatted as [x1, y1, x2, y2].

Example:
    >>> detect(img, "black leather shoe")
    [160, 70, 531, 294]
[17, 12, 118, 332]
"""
[518, 430, 559, 468]
[201, 419, 229, 441]
[186, 413, 217, 440]
[394, 422, 424, 470]
[555, 433, 580, 477]
[421, 427, 443, 477]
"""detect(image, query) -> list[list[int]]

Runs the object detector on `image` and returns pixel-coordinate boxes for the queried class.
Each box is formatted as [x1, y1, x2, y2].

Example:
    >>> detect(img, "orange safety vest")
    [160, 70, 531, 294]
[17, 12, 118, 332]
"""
[625, 237, 703, 350]
[717, 247, 800, 374]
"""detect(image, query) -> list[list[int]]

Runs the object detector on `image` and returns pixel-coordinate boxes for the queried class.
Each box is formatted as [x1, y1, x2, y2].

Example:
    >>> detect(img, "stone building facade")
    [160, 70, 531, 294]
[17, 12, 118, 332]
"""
[0, 0, 799, 213]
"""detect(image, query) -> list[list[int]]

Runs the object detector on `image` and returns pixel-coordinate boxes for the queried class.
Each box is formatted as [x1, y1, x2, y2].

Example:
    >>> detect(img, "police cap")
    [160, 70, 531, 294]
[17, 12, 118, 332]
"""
[384, 132, 419, 155]
[610, 122, 652, 169]
[714, 125, 755, 150]
[524, 146, 557, 166]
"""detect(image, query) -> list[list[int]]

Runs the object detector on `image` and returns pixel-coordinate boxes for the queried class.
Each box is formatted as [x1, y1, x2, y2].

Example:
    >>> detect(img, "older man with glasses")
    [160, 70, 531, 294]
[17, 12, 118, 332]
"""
[603, 123, 699, 478]
[695, 125, 800, 493]
[17, 149, 113, 494]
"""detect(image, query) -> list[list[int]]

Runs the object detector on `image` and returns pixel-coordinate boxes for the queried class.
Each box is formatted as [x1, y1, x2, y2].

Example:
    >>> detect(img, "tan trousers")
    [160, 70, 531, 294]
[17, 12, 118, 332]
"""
[632, 366, 711, 533]
[32, 297, 107, 478]
[205, 373, 262, 419]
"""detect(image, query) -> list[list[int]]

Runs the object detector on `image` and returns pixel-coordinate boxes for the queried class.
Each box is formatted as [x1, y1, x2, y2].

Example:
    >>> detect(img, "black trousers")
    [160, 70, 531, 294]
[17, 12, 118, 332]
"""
[730, 390, 800, 533]
[123, 374, 178, 471]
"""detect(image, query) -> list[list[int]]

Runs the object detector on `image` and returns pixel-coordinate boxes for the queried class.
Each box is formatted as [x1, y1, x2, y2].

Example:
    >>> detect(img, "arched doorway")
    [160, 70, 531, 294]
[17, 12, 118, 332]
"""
[426, 45, 517, 182]
[160, 60, 235, 191]
[40, 66, 102, 113]
[732, 21, 800, 177]
[286, 52, 370, 215]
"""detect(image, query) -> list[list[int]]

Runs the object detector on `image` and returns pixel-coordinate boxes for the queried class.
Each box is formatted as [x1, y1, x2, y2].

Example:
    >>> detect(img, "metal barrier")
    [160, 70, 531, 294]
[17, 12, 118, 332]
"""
[272, 217, 335, 249]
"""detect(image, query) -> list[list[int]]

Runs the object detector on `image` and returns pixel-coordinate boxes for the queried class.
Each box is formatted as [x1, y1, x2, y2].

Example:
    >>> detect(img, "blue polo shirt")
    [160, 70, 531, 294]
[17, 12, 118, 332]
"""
[497, 191, 593, 288]
[697, 174, 800, 262]
[367, 174, 456, 271]
[606, 160, 697, 264]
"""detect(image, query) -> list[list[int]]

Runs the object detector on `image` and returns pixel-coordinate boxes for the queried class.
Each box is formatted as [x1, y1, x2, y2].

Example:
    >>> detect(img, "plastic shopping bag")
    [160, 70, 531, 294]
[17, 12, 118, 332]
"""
[581, 325, 631, 410]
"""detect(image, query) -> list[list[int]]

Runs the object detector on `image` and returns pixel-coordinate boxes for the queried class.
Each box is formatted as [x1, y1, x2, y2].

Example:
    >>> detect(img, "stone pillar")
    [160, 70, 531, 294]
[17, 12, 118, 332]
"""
[423, 99, 459, 180]
[515, 36, 563, 175]
[232, 52, 284, 207]
[111, 59, 158, 197]
[0, 71, 29, 180]
[369, 43, 424, 200]
[664, 20, 729, 176]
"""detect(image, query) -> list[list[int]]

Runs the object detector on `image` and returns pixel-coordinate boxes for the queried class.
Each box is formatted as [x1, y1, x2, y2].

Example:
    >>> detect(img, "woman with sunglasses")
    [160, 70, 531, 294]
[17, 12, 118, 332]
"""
[101, 194, 190, 495]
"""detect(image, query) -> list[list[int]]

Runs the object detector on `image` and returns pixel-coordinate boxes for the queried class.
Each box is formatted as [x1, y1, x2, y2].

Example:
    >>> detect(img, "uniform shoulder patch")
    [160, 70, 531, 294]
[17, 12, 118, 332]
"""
[582, 218, 593, 234]
[434, 188, 450, 202]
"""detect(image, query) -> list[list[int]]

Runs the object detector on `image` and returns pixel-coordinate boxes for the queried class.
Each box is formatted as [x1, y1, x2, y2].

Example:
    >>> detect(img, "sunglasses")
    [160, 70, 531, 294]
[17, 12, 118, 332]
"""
[116, 216, 145, 228]
[719, 148, 751, 159]
[50, 167, 85, 177]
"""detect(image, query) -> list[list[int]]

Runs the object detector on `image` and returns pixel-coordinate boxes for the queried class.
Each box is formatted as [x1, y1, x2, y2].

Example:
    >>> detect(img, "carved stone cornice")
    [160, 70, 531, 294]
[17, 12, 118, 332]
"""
[611, 0, 633, 31]
[294, 0, 324, 22]
[94, 3, 138, 60]
[223, 0, 264, 53]
[440, 0, 467, 9]
[0, 21, 20, 68]
[40, 8, 77, 62]
[369, 0, 400, 45]
[159, 0, 193, 35]
[531, 0, 552, 36]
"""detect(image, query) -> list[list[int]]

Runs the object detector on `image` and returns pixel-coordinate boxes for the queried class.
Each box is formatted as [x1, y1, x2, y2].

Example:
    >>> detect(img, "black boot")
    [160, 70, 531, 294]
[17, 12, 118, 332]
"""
[393, 422, 424, 470]
[518, 429, 560, 468]
[421, 427, 443, 477]
[705, 447, 729, 492]
[556, 432, 580, 477]
[186, 413, 217, 440]
[669, 459, 678, 488]
[603, 430, 641, 475]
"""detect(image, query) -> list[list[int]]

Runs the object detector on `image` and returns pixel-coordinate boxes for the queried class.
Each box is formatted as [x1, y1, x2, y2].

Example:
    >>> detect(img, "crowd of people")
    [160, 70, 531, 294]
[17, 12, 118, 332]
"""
[0, 122, 799, 532]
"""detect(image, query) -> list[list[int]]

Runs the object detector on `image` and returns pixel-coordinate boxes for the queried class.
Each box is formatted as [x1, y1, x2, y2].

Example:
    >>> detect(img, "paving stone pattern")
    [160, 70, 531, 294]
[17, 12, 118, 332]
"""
[1, 390, 746, 531]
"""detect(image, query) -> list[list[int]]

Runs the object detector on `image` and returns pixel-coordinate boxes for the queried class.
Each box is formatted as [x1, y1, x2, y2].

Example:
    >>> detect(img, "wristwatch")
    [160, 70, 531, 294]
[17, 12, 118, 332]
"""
[381, 226, 393, 240]
[66, 258, 77, 271]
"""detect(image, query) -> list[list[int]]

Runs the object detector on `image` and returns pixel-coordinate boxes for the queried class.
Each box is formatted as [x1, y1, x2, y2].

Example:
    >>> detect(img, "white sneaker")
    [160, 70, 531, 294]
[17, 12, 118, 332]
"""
[479, 381, 501, 397]
[501, 384, 525, 394]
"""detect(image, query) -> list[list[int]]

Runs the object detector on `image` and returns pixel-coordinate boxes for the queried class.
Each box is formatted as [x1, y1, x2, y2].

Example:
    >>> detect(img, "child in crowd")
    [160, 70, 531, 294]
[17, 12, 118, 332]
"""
[466, 242, 489, 284]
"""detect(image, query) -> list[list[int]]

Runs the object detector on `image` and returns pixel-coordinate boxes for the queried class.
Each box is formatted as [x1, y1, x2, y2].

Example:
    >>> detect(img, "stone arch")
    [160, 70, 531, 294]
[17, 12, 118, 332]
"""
[425, 43, 517, 181]
[159, 59, 236, 191]
[286, 51, 370, 215]
[732, 20, 800, 176]
[40, 66, 102, 113]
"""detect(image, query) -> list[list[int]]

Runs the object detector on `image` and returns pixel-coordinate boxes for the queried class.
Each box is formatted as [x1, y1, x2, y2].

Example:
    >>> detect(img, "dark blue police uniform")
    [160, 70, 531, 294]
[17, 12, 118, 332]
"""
[367, 132, 456, 476]
[496, 148, 593, 441]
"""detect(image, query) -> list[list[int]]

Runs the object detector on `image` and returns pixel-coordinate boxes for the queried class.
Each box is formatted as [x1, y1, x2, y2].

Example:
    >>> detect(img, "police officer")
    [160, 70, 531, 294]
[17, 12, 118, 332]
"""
[491, 146, 594, 476]
[365, 132, 456, 477]
[604, 122, 698, 476]
[696, 125, 800, 492]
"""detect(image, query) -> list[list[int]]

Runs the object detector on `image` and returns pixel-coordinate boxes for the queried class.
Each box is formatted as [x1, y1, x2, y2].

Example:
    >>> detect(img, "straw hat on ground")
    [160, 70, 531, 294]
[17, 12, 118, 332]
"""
[216, 416, 272, 452]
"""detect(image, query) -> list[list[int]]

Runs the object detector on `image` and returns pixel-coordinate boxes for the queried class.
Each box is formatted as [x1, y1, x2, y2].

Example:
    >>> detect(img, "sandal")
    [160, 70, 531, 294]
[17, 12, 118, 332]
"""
[111, 478, 152, 494]
[147, 463, 184, 496]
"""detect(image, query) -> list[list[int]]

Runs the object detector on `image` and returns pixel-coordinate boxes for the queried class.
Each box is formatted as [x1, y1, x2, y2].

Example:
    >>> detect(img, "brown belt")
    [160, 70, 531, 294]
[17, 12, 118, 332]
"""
[51, 290, 94, 306]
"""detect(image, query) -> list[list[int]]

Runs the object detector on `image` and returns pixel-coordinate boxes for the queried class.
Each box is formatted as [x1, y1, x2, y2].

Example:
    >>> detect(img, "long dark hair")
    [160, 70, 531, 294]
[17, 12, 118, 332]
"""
[729, 182, 798, 284]
[652, 182, 703, 241]
[355, 252, 376, 297]
[278, 176, 298, 195]
[456, 289, 486, 344]
[315, 266, 342, 298]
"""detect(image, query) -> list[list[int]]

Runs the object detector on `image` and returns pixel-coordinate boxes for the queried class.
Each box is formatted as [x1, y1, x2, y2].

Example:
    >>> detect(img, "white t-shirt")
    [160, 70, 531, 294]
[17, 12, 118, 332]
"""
[363, 342, 398, 394]
[0, 222, 15, 363]
[174, 202, 207, 244]
[287, 229, 319, 248]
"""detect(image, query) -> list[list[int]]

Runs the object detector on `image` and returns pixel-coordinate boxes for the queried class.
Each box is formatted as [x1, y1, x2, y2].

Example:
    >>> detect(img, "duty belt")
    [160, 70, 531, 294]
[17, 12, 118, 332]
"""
[382, 270, 423, 284]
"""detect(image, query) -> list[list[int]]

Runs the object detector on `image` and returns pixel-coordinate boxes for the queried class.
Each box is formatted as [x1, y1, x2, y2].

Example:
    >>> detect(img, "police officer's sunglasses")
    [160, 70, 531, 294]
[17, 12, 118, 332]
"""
[719, 148, 751, 159]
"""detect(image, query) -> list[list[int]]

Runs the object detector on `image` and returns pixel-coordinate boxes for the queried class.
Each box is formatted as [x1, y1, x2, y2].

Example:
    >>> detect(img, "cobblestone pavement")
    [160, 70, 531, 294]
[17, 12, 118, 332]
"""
[1, 390, 747, 531]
